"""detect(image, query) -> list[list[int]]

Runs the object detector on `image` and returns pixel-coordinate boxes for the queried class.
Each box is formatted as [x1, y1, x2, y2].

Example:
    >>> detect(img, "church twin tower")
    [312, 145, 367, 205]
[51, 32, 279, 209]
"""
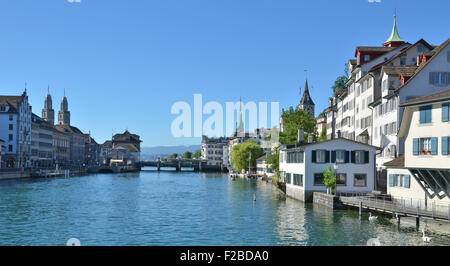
[41, 88, 70, 126]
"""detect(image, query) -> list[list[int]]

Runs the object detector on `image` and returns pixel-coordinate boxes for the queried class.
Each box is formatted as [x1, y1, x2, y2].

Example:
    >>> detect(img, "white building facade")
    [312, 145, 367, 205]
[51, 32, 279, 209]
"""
[385, 89, 450, 206]
[0, 91, 32, 168]
[279, 138, 379, 202]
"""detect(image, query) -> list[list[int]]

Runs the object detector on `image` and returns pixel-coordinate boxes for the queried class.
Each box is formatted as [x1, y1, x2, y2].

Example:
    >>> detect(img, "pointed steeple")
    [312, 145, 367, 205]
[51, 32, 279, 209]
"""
[299, 79, 315, 118]
[383, 13, 405, 47]
[237, 96, 244, 135]
[42, 85, 55, 125]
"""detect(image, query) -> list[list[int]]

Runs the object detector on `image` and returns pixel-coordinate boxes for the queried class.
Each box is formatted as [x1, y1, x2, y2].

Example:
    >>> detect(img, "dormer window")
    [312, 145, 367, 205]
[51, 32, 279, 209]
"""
[400, 58, 406, 66]
[0, 105, 5, 111]
[364, 55, 370, 62]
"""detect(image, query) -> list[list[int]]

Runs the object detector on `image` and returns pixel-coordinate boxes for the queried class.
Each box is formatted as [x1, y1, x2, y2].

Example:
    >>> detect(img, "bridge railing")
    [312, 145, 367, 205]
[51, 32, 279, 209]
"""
[337, 191, 450, 221]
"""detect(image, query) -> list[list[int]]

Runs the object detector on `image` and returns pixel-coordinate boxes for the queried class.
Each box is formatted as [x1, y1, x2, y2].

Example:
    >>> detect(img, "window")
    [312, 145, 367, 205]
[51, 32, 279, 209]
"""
[286, 173, 291, 184]
[287, 151, 304, 164]
[293, 174, 303, 187]
[315, 150, 327, 163]
[8, 145, 12, 152]
[419, 105, 432, 124]
[354, 174, 367, 187]
[8, 134, 13, 141]
[400, 58, 406, 66]
[389, 174, 410, 188]
[314, 173, 324, 186]
[420, 138, 431, 154]
[364, 55, 370, 62]
[9, 124, 13, 130]
[413, 137, 438, 155]
[9, 115, 13, 121]
[443, 103, 449, 122]
[336, 173, 347, 186]
[354, 150, 367, 164]
[442, 136, 450, 155]
[429, 72, 450, 86]
[336, 150, 346, 163]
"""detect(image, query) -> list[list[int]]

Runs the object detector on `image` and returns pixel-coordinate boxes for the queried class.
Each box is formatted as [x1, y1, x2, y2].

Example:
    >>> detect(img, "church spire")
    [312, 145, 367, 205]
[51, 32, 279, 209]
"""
[383, 13, 405, 47]
[42, 85, 54, 125]
[298, 78, 315, 118]
[237, 96, 244, 135]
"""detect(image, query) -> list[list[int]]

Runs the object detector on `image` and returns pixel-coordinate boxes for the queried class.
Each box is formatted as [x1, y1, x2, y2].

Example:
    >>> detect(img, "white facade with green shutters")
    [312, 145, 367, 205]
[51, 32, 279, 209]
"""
[386, 90, 450, 205]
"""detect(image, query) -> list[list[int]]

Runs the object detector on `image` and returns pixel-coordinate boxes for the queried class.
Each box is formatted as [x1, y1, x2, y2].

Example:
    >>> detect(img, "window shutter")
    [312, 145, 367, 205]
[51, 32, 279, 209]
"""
[419, 107, 425, 124]
[403, 175, 410, 188]
[331, 151, 336, 163]
[442, 137, 449, 155]
[364, 151, 370, 164]
[427, 106, 432, 123]
[413, 138, 419, 155]
[389, 174, 395, 187]
[311, 150, 316, 163]
[325, 151, 330, 163]
[429, 72, 434, 85]
[350, 151, 355, 163]
[443, 103, 449, 122]
[431, 137, 438, 155]
[345, 151, 350, 163]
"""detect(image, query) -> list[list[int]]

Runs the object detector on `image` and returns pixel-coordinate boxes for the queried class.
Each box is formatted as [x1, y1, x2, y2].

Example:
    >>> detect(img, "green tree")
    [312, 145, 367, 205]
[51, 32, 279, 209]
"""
[168, 153, 178, 160]
[267, 150, 279, 173]
[322, 166, 337, 194]
[230, 141, 264, 172]
[331, 63, 349, 94]
[318, 127, 327, 142]
[193, 150, 202, 159]
[182, 151, 192, 159]
[279, 107, 316, 144]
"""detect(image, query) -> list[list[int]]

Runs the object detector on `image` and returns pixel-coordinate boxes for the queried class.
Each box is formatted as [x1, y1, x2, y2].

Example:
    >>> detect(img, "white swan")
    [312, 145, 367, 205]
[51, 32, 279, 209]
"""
[422, 229, 432, 243]
[368, 212, 378, 222]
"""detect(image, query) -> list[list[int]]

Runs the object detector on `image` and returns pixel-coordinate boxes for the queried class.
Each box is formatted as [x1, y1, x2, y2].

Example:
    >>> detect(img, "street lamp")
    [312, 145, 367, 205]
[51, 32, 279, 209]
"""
[333, 162, 338, 196]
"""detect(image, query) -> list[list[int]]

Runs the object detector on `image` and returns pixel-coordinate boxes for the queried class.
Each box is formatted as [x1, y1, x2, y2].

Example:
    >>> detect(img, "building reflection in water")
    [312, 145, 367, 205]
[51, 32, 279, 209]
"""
[274, 197, 308, 245]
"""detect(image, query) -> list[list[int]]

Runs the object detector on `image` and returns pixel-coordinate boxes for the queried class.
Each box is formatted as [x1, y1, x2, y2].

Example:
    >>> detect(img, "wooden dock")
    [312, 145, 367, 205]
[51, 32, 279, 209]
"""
[339, 193, 450, 222]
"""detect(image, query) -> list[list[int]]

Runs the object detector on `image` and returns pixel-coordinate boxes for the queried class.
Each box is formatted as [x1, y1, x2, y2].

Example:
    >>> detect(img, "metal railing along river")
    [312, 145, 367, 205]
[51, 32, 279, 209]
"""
[336, 191, 450, 221]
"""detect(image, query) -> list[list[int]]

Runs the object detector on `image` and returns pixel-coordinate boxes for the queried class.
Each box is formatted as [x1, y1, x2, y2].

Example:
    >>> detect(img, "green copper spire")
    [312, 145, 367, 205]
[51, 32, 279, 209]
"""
[384, 14, 403, 44]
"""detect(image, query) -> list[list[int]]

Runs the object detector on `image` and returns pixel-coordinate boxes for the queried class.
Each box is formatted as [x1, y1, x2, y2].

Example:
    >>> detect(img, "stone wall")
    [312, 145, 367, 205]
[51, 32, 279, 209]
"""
[313, 192, 344, 209]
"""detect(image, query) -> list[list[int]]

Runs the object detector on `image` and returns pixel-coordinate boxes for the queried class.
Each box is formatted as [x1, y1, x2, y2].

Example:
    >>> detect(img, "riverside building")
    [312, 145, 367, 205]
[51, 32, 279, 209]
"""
[279, 129, 379, 202]
[384, 89, 450, 205]
[0, 90, 32, 168]
[324, 15, 450, 190]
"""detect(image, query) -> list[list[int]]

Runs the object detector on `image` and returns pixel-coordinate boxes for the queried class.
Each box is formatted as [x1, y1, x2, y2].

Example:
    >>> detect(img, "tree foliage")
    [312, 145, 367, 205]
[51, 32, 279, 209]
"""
[182, 151, 192, 159]
[279, 107, 317, 144]
[331, 63, 349, 94]
[193, 150, 201, 159]
[322, 166, 337, 192]
[267, 150, 279, 173]
[318, 127, 327, 142]
[168, 153, 178, 160]
[230, 141, 264, 172]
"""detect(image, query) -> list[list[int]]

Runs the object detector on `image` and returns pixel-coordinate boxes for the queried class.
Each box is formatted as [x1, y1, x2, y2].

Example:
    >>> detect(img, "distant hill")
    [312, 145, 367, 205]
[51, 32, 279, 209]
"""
[140, 145, 201, 160]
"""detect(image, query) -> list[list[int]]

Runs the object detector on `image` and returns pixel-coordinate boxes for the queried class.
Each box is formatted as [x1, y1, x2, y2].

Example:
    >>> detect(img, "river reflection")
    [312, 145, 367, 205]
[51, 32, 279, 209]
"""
[0, 171, 448, 246]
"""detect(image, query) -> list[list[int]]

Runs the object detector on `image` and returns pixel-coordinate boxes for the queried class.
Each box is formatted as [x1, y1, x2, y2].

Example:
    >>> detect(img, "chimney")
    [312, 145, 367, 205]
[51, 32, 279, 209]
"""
[308, 133, 313, 144]
[337, 130, 341, 138]
[298, 128, 304, 144]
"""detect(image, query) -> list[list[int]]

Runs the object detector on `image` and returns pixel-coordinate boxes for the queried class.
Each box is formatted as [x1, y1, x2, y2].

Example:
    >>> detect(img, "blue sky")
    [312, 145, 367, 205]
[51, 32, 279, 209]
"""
[0, 0, 448, 147]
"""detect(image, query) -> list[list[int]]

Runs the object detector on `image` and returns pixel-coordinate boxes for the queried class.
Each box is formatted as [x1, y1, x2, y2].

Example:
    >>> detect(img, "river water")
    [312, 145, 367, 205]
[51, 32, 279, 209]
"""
[0, 169, 448, 246]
